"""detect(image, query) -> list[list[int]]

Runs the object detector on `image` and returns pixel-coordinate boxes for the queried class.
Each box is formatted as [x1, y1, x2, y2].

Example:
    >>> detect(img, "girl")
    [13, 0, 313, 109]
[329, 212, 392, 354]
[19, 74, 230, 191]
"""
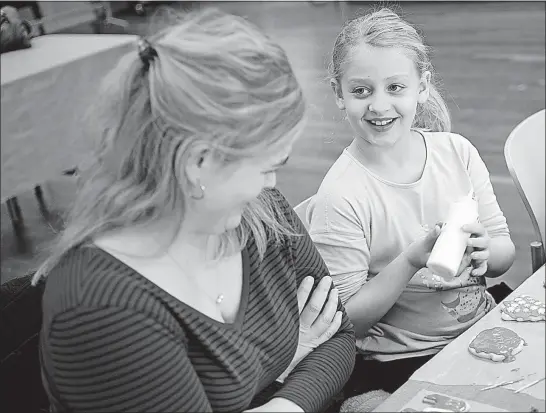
[34, 9, 355, 412]
[308, 7, 515, 395]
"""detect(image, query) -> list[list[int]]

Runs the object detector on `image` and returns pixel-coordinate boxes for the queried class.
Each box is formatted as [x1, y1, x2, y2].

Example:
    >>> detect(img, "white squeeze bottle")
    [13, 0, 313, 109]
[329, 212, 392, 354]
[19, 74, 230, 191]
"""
[426, 192, 479, 278]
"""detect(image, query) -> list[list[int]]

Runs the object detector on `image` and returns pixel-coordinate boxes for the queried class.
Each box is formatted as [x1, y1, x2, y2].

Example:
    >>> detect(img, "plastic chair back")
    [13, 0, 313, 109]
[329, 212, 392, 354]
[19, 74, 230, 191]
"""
[294, 196, 314, 231]
[504, 109, 545, 268]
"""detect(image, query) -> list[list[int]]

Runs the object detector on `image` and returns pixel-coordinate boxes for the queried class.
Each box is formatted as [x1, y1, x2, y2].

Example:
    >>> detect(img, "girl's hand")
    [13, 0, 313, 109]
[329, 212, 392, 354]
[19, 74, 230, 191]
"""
[455, 245, 473, 277]
[404, 224, 442, 270]
[462, 221, 491, 276]
[276, 276, 341, 383]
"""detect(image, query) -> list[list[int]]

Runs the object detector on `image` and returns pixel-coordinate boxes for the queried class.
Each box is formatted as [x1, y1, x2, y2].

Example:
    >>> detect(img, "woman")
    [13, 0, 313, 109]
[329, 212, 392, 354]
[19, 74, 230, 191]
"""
[34, 8, 355, 413]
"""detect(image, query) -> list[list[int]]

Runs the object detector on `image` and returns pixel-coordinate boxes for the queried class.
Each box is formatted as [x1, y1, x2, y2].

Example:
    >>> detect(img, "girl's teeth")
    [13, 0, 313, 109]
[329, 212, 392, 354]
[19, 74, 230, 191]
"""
[370, 119, 394, 126]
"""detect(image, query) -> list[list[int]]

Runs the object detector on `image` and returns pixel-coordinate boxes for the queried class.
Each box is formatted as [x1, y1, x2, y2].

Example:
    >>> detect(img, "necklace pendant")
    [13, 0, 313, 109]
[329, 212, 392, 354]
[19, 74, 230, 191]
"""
[216, 294, 224, 304]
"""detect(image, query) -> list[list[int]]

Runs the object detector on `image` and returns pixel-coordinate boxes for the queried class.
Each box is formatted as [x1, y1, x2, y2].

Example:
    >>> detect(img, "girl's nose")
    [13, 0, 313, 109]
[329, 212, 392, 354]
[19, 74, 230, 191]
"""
[368, 92, 391, 113]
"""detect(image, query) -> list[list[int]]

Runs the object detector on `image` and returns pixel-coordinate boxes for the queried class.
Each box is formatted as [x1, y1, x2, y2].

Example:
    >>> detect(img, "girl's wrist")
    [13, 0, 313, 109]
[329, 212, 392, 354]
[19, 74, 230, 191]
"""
[266, 397, 305, 412]
[245, 397, 304, 412]
[400, 251, 422, 274]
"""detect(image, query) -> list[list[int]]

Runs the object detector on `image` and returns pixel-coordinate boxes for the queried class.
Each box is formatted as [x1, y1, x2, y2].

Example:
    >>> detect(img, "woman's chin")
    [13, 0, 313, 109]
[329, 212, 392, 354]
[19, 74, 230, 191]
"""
[217, 213, 242, 233]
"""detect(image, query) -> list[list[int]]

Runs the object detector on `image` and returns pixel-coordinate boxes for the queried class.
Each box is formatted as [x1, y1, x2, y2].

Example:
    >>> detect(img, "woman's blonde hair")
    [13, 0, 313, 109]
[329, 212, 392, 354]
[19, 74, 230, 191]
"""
[32, 7, 306, 284]
[329, 7, 451, 132]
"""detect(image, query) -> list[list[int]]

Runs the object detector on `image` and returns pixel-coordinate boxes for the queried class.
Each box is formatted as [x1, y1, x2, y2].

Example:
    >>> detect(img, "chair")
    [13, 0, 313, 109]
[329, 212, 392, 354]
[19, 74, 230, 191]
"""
[0, 274, 49, 412]
[504, 109, 546, 272]
[294, 196, 314, 231]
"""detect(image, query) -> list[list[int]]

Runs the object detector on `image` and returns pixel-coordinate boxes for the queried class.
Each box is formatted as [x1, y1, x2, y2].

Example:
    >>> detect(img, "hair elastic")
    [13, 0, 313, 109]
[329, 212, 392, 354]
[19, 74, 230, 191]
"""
[137, 37, 158, 67]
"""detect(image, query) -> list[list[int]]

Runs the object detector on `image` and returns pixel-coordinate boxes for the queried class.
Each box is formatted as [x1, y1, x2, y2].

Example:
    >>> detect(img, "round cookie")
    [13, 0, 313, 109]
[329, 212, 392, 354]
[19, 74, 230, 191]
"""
[501, 294, 545, 322]
[468, 326, 526, 362]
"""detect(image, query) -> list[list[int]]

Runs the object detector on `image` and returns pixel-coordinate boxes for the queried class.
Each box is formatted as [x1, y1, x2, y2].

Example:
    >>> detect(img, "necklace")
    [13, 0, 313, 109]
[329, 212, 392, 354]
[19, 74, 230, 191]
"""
[164, 250, 225, 305]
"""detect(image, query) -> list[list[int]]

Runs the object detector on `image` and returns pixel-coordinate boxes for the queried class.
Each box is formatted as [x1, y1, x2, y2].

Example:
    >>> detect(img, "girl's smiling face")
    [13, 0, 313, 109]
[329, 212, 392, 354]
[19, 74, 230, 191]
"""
[332, 44, 430, 148]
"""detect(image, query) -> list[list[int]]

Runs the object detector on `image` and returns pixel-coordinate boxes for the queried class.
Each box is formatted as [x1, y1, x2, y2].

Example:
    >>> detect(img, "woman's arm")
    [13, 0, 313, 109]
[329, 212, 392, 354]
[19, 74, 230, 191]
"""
[46, 305, 212, 412]
[265, 194, 355, 413]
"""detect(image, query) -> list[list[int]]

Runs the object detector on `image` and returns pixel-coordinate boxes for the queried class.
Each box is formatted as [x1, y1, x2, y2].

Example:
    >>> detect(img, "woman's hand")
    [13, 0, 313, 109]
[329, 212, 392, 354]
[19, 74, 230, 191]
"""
[276, 275, 342, 383]
[462, 221, 491, 276]
[297, 275, 342, 348]
[403, 224, 442, 270]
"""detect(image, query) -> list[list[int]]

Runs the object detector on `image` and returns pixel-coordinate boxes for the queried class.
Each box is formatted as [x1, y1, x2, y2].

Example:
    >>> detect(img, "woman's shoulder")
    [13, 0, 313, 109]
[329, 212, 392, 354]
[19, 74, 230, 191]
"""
[42, 246, 158, 319]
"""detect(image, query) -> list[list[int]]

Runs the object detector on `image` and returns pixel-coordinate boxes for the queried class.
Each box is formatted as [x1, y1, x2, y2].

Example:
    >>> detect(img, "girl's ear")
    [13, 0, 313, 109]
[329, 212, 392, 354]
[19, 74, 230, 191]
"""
[417, 71, 431, 104]
[331, 78, 346, 110]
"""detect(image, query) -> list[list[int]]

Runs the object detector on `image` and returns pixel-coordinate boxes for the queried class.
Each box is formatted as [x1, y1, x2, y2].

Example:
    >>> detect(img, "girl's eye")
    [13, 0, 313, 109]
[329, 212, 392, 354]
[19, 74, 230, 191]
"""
[388, 84, 405, 92]
[352, 87, 371, 97]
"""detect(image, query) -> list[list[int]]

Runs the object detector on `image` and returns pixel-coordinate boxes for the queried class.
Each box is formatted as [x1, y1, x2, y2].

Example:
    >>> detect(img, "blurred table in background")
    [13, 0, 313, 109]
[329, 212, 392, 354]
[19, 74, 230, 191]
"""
[0, 33, 138, 202]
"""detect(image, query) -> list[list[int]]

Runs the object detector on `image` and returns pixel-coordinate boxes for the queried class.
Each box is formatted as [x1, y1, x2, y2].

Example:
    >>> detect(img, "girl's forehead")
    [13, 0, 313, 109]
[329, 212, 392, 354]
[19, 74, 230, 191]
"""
[343, 43, 418, 79]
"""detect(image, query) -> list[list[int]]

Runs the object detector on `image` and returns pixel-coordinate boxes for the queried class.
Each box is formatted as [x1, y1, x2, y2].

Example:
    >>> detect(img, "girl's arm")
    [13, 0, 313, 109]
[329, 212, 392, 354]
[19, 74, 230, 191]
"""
[463, 137, 516, 277]
[314, 222, 441, 337]
[308, 191, 440, 337]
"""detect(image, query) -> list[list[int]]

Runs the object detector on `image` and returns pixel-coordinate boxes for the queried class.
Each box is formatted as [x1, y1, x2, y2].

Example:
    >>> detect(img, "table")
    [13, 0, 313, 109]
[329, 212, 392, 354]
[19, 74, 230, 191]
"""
[1, 33, 138, 202]
[375, 265, 546, 412]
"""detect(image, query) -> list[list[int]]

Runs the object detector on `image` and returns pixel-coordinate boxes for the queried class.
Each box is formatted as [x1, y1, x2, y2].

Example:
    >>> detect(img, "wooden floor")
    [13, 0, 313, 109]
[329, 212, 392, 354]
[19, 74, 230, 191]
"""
[1, 1, 545, 289]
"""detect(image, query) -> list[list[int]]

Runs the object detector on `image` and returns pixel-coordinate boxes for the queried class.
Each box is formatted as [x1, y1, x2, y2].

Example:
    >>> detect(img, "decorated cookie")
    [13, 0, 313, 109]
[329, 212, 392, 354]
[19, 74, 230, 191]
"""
[501, 294, 545, 322]
[422, 393, 470, 412]
[468, 327, 526, 363]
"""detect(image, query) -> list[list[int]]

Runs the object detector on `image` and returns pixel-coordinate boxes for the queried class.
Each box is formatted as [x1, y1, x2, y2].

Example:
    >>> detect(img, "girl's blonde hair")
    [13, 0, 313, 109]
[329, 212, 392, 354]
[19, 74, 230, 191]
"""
[32, 7, 306, 284]
[329, 7, 451, 132]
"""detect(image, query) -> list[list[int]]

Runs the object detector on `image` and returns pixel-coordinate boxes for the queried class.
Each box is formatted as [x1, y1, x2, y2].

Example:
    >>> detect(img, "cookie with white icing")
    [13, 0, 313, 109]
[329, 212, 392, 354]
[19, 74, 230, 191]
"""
[501, 294, 545, 322]
[468, 327, 526, 362]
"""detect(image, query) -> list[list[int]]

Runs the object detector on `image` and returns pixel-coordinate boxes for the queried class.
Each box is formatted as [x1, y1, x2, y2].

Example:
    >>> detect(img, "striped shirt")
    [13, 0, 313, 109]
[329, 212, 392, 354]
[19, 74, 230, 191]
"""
[39, 189, 355, 412]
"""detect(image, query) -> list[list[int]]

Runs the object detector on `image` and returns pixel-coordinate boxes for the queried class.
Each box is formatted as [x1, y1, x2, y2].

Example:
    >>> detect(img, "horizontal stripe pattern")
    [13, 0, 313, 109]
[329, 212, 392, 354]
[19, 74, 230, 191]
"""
[40, 188, 355, 412]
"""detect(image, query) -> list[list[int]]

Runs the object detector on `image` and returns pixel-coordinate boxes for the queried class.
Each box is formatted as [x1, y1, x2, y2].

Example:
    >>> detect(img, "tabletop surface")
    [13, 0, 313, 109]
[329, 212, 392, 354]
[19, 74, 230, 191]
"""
[0, 33, 137, 85]
[375, 265, 546, 412]
[1, 33, 138, 200]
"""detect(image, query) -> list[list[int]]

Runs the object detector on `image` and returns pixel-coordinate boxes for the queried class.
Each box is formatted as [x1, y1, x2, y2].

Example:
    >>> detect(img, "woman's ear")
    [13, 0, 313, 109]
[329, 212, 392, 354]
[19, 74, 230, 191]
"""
[184, 142, 214, 187]
[331, 78, 346, 111]
[417, 71, 431, 104]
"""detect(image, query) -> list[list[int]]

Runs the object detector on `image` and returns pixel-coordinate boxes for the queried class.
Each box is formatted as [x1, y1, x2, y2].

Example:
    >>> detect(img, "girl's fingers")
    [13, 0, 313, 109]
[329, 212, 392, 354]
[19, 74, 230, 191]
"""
[471, 250, 490, 261]
[471, 261, 488, 276]
[462, 222, 486, 236]
[467, 237, 489, 250]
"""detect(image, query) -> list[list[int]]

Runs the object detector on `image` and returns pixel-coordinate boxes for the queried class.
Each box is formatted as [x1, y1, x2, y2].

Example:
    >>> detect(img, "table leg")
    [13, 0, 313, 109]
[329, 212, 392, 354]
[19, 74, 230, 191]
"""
[34, 185, 47, 215]
[6, 197, 23, 230]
